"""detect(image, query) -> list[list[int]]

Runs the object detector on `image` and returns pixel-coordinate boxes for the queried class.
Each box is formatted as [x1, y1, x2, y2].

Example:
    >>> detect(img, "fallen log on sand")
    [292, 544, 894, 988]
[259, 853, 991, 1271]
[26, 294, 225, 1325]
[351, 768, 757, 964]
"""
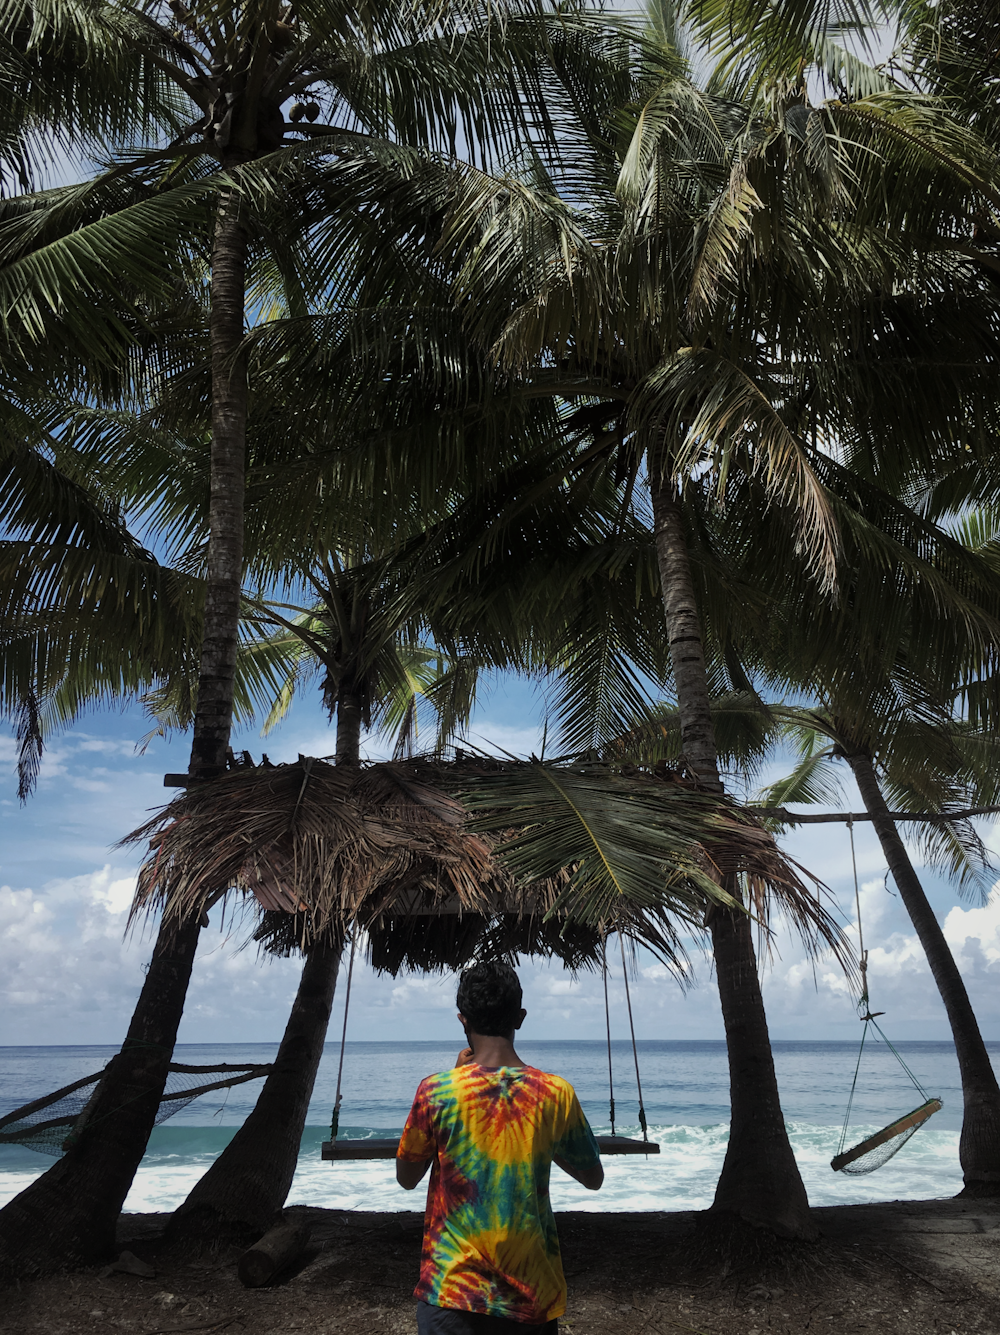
[237, 1217, 310, 1287]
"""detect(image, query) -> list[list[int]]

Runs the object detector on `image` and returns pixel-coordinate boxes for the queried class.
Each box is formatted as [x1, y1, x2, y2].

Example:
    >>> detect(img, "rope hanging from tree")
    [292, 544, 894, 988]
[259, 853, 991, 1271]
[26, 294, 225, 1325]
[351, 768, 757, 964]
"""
[617, 932, 649, 1144]
[830, 819, 942, 1175]
[329, 929, 358, 1142]
[601, 934, 616, 1137]
[599, 928, 653, 1151]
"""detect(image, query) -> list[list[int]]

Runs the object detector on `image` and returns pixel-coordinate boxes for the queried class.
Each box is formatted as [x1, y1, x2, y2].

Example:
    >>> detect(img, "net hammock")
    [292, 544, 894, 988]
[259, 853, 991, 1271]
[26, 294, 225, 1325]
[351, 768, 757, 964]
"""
[831, 820, 942, 1176]
[0, 1061, 272, 1157]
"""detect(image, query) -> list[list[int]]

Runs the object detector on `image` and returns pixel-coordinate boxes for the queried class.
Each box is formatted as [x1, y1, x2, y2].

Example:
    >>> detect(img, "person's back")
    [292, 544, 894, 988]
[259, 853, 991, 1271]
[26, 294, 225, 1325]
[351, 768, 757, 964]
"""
[397, 961, 603, 1333]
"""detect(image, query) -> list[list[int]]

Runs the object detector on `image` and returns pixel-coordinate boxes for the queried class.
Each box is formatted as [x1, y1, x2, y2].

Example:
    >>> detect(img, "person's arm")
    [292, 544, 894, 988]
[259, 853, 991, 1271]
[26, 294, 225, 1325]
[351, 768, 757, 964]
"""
[397, 1079, 435, 1191]
[396, 1156, 433, 1190]
[554, 1155, 604, 1190]
[553, 1086, 604, 1190]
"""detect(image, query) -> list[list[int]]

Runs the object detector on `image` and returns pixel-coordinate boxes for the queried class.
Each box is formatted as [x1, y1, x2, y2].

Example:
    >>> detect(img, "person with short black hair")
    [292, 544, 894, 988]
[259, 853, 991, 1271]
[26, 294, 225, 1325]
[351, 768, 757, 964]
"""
[397, 960, 603, 1333]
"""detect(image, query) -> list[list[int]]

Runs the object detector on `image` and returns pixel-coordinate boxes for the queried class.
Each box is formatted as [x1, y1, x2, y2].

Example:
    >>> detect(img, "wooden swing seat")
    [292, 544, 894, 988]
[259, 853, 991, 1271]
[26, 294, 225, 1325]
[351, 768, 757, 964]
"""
[322, 1135, 658, 1161]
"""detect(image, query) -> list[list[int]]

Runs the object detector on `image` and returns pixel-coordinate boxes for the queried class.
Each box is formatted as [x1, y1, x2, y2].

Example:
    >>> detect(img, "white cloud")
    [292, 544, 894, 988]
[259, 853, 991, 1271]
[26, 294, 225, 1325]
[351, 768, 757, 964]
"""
[943, 890, 1000, 964]
[0, 863, 306, 1043]
[74, 737, 140, 756]
[0, 868, 143, 1031]
[387, 975, 456, 1012]
[89, 870, 139, 916]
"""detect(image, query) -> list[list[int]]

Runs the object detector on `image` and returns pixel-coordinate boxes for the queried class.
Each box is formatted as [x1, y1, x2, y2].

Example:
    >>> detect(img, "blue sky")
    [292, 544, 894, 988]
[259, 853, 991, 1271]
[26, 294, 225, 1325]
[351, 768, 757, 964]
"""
[3, 674, 1000, 1049]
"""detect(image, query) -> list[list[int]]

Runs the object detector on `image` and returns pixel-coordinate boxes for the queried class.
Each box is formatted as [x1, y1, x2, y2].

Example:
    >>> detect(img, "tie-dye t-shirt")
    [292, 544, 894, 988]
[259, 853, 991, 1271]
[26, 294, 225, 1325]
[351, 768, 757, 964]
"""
[397, 1063, 600, 1324]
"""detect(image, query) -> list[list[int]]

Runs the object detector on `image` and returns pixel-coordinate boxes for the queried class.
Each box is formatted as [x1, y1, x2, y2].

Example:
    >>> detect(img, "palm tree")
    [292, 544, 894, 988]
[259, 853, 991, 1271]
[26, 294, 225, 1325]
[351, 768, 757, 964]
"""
[160, 551, 487, 1239]
[346, 6, 1000, 1235]
[0, 0, 625, 1276]
[754, 700, 1000, 1198]
[614, 454, 1000, 1197]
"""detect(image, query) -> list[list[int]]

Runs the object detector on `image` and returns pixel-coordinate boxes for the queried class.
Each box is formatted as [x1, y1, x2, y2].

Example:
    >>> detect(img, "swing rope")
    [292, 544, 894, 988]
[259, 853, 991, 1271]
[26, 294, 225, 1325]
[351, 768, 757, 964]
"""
[833, 819, 940, 1174]
[618, 932, 649, 1143]
[330, 930, 357, 1141]
[323, 936, 661, 1162]
[601, 933, 616, 1137]
[838, 818, 870, 1157]
[837, 1017, 868, 1158]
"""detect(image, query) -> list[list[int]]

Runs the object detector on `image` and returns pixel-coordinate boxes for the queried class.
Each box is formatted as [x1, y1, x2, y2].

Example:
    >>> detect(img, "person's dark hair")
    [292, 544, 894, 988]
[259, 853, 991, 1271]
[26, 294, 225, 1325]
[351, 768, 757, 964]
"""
[456, 961, 523, 1036]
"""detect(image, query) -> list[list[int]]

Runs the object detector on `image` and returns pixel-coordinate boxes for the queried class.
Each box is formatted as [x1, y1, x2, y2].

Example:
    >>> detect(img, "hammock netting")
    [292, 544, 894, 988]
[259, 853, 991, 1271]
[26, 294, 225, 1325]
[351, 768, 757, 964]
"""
[831, 1098, 943, 1175]
[0, 1061, 272, 1157]
[836, 835, 943, 1178]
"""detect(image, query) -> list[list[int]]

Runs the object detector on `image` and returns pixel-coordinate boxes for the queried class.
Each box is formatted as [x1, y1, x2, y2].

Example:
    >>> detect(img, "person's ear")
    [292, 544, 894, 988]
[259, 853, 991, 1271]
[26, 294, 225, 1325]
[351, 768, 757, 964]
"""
[514, 1008, 527, 1031]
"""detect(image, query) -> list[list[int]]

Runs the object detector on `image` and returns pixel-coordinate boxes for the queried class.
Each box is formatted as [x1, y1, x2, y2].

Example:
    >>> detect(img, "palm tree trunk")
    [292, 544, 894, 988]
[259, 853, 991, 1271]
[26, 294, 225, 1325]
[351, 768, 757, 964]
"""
[650, 470, 816, 1239]
[189, 184, 248, 780]
[0, 916, 200, 1280]
[169, 689, 361, 1241]
[335, 687, 363, 766]
[708, 893, 814, 1236]
[848, 750, 1000, 1197]
[650, 477, 723, 794]
[0, 185, 251, 1281]
[169, 937, 344, 1241]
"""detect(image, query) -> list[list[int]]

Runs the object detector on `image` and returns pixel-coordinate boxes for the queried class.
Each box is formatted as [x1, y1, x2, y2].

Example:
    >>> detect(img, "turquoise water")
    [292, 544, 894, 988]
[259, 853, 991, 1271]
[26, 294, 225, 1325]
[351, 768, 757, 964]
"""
[2, 1040, 992, 1213]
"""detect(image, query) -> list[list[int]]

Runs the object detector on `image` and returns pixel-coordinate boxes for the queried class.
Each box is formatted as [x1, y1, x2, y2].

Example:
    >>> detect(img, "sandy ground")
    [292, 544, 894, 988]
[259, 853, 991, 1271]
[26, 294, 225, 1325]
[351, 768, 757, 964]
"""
[3, 1198, 999, 1335]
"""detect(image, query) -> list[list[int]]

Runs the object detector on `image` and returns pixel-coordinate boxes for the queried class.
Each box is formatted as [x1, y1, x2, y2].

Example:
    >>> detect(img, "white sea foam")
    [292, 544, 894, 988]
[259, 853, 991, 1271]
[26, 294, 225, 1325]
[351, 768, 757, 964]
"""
[0, 1040, 977, 1212]
[271, 1122, 960, 1216]
[21, 1119, 953, 1216]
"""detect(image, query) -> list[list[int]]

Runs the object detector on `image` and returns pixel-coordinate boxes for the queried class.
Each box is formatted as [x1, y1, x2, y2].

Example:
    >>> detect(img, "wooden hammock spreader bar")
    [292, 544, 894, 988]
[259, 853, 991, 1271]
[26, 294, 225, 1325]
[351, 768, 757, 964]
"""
[322, 1138, 398, 1160]
[749, 805, 1000, 825]
[157, 1065, 273, 1103]
[830, 1098, 942, 1172]
[0, 1071, 104, 1130]
[596, 1135, 659, 1155]
[166, 1062, 274, 1075]
[0, 1114, 78, 1143]
[322, 1135, 659, 1161]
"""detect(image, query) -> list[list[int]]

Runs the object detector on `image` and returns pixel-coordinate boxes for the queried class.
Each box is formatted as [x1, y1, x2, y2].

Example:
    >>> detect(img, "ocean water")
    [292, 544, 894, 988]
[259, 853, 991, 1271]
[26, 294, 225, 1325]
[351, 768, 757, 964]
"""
[1, 1040, 992, 1214]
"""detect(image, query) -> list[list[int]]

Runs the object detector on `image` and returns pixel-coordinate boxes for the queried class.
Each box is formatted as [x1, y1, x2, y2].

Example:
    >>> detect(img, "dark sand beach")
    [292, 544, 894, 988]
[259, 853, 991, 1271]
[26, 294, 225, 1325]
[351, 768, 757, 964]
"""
[4, 1198, 998, 1335]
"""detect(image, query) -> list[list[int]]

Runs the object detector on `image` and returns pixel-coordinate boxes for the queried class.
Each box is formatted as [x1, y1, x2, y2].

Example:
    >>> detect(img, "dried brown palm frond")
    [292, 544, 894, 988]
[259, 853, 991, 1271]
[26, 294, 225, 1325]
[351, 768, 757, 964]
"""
[123, 757, 502, 946]
[124, 755, 705, 975]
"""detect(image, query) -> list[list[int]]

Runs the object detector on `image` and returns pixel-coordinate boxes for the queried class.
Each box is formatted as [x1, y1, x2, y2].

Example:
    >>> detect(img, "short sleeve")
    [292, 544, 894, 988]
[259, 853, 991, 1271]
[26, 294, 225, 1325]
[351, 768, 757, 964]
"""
[553, 1087, 601, 1172]
[397, 1078, 436, 1162]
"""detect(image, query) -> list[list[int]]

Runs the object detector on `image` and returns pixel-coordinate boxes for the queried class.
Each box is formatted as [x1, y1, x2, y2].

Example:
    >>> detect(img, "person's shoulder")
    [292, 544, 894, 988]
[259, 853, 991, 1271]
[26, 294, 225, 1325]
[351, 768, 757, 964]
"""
[521, 1067, 577, 1100]
[415, 1067, 465, 1097]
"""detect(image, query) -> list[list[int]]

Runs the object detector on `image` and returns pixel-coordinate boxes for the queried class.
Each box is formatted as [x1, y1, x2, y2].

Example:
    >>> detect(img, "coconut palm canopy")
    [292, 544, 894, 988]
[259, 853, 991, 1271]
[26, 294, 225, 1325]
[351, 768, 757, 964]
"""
[124, 753, 849, 978]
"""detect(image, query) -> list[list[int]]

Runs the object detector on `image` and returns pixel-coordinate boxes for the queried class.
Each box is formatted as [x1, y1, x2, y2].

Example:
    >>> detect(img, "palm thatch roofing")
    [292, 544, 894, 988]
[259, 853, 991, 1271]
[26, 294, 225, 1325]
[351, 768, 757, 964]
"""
[125, 757, 657, 972]
[124, 755, 849, 977]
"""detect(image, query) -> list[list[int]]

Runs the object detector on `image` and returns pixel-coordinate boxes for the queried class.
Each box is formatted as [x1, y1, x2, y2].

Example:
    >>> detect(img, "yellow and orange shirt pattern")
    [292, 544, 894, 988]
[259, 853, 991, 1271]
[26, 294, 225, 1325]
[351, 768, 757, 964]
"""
[397, 1063, 601, 1325]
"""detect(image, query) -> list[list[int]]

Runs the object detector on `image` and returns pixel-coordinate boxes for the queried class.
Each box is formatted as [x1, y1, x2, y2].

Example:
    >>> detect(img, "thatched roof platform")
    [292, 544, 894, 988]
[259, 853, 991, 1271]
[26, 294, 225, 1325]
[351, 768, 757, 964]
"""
[124, 754, 844, 977]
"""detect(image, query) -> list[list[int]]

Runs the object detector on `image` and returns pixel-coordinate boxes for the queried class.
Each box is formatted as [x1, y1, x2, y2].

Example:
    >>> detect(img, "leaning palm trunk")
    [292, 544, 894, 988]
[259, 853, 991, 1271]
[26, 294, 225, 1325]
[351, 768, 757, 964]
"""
[0, 915, 200, 1281]
[168, 682, 360, 1239]
[650, 472, 816, 1239]
[848, 751, 1000, 1197]
[170, 936, 344, 1241]
[0, 185, 250, 1281]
